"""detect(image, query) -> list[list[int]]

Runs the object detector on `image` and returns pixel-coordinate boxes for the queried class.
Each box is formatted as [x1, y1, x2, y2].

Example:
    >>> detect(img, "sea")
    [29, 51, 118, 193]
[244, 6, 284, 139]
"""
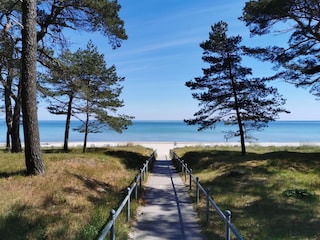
[0, 120, 319, 144]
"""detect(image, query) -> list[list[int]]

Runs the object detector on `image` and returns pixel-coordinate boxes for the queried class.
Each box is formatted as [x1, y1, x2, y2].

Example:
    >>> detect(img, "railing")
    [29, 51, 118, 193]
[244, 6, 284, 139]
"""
[171, 151, 244, 240]
[98, 151, 156, 240]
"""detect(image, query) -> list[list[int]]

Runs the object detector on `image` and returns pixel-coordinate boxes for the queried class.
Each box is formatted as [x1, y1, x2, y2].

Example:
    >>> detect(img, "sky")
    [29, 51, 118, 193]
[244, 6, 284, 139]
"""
[38, 0, 320, 121]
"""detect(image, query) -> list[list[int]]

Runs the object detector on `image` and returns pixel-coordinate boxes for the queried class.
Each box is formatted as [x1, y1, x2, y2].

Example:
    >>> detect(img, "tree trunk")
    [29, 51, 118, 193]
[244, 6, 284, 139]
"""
[4, 76, 12, 150]
[3, 17, 14, 151]
[11, 106, 22, 153]
[228, 57, 246, 156]
[11, 81, 22, 153]
[21, 0, 45, 175]
[237, 119, 246, 156]
[82, 105, 89, 153]
[82, 119, 89, 153]
[63, 95, 73, 152]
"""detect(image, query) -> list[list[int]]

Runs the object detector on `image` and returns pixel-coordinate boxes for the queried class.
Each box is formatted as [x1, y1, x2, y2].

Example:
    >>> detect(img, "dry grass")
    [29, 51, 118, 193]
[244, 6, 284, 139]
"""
[173, 145, 320, 240]
[0, 145, 153, 240]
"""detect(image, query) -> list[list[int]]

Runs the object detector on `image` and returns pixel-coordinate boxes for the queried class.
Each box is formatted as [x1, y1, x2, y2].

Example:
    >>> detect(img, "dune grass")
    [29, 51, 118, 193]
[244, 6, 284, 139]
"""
[173, 145, 320, 240]
[0, 145, 153, 240]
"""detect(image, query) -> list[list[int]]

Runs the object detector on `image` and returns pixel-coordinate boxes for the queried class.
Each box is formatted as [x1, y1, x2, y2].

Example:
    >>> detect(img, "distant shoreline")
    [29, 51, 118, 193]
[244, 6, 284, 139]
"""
[1, 141, 319, 159]
[19, 119, 320, 123]
[0, 141, 313, 148]
[41, 141, 320, 159]
[2, 141, 320, 148]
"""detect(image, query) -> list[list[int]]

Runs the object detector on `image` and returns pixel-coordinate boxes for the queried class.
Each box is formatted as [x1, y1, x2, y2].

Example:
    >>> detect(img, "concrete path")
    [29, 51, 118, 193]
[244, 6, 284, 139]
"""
[129, 152, 203, 240]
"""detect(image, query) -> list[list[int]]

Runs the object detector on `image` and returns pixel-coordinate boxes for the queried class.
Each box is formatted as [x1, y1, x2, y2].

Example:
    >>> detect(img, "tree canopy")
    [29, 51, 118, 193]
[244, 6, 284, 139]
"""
[241, 0, 320, 96]
[40, 41, 133, 153]
[185, 21, 288, 155]
[0, 0, 128, 174]
[36, 0, 127, 48]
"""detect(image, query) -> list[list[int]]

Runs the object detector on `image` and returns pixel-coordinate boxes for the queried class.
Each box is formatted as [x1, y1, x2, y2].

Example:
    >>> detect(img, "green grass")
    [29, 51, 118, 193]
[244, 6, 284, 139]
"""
[173, 145, 320, 240]
[0, 145, 153, 240]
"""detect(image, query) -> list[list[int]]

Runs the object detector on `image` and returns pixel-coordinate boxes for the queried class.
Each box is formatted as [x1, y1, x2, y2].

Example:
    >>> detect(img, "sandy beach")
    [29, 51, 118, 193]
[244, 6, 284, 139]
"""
[39, 141, 320, 160]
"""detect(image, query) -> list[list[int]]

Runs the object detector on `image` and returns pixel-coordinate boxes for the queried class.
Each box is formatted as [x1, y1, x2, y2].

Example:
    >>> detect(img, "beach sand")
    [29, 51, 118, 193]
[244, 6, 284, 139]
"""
[39, 141, 320, 160]
[40, 141, 193, 159]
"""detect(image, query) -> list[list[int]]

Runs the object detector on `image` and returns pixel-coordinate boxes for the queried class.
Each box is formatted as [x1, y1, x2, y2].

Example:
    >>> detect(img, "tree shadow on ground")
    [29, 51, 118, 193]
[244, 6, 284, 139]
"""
[0, 170, 26, 178]
[0, 203, 66, 240]
[104, 150, 148, 170]
[42, 148, 70, 153]
[177, 149, 320, 239]
[180, 150, 320, 173]
[70, 173, 118, 195]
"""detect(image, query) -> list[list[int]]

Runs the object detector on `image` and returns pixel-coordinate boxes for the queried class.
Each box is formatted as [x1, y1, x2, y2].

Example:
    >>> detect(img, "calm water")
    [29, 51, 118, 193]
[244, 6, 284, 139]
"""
[0, 120, 319, 143]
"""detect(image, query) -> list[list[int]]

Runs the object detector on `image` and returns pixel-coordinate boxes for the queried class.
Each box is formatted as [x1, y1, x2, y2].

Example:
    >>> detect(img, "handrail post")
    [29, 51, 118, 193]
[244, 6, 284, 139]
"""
[196, 177, 200, 204]
[134, 176, 138, 200]
[206, 188, 210, 225]
[184, 163, 187, 182]
[127, 187, 131, 222]
[189, 169, 192, 190]
[225, 210, 231, 240]
[110, 209, 116, 240]
[181, 160, 184, 173]
[146, 160, 149, 173]
[142, 164, 146, 181]
[139, 169, 142, 192]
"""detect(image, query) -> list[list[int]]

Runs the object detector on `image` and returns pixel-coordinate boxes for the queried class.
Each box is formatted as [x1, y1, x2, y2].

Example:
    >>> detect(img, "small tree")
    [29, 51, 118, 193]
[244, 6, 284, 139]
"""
[74, 42, 133, 153]
[38, 50, 82, 152]
[185, 21, 288, 155]
[42, 41, 133, 153]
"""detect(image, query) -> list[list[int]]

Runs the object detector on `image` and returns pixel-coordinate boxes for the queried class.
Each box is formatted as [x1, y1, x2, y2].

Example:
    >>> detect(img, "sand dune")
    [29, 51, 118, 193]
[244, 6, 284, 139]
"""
[39, 141, 320, 160]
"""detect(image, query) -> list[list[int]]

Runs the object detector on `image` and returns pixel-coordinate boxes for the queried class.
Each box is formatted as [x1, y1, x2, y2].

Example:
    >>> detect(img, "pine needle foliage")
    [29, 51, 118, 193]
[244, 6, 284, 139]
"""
[185, 21, 288, 155]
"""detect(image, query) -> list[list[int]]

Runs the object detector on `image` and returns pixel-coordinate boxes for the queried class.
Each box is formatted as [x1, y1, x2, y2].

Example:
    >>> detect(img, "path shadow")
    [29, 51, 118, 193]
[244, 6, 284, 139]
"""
[104, 150, 148, 170]
[134, 159, 204, 239]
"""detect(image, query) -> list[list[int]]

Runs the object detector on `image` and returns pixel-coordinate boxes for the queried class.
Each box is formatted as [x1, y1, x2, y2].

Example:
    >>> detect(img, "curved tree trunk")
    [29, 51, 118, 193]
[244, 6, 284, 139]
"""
[3, 17, 14, 151]
[82, 110, 89, 153]
[63, 95, 73, 152]
[11, 83, 22, 153]
[4, 80, 12, 150]
[21, 0, 45, 175]
[228, 57, 246, 156]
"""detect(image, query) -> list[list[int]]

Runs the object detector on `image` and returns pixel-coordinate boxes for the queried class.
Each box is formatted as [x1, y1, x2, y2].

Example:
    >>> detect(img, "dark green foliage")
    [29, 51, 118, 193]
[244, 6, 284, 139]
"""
[185, 21, 288, 155]
[283, 189, 317, 200]
[36, 0, 127, 48]
[241, 0, 320, 96]
[40, 41, 133, 153]
[71, 41, 133, 131]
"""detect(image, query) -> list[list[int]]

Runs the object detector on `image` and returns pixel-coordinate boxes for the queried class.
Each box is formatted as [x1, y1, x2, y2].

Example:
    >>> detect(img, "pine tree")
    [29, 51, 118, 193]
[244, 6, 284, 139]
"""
[40, 41, 133, 153]
[185, 21, 288, 155]
[21, 0, 45, 174]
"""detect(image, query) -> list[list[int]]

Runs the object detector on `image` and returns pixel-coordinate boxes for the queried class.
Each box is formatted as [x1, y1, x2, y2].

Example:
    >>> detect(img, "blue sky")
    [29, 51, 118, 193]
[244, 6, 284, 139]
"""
[39, 0, 320, 120]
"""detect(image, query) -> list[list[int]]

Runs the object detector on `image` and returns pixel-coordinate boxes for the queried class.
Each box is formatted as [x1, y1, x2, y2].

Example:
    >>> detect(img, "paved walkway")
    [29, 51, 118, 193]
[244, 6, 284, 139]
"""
[129, 152, 203, 240]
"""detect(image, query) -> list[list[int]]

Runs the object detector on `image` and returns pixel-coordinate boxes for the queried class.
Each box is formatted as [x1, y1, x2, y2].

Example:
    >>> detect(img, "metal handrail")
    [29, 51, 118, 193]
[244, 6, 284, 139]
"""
[98, 151, 156, 240]
[171, 151, 244, 240]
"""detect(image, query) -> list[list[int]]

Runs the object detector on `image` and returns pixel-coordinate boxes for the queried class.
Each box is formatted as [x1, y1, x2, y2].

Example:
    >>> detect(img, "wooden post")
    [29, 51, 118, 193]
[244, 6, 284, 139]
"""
[127, 187, 131, 222]
[225, 210, 231, 240]
[196, 177, 200, 204]
[110, 209, 116, 240]
[206, 188, 210, 225]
